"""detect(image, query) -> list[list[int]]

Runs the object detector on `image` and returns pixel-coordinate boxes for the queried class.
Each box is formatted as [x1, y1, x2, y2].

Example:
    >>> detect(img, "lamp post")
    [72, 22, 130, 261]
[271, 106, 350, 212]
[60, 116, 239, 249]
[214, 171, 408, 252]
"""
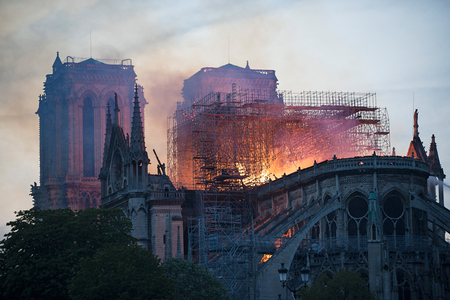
[278, 263, 310, 299]
[300, 266, 310, 284]
[278, 263, 288, 287]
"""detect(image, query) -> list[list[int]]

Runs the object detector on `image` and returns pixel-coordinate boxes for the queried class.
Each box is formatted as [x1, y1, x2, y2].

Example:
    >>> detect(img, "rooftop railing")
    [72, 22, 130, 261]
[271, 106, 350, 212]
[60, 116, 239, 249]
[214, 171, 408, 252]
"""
[257, 155, 430, 197]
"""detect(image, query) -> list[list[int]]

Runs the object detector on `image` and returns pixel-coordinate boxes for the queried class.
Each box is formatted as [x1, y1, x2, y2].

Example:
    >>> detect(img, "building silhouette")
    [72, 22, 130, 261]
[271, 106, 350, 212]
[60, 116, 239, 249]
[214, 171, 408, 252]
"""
[31, 53, 146, 210]
[31, 57, 450, 299]
[181, 62, 280, 107]
[175, 63, 450, 300]
[100, 86, 184, 259]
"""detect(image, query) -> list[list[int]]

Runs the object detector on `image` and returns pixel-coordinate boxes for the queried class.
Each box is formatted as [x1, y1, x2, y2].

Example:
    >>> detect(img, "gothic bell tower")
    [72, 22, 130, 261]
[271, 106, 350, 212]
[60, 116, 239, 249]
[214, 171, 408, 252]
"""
[31, 52, 147, 210]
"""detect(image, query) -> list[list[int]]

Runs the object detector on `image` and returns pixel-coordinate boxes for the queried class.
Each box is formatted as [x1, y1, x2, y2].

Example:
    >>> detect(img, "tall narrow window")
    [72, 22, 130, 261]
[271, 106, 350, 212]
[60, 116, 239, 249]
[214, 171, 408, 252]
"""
[347, 194, 368, 250]
[83, 98, 95, 177]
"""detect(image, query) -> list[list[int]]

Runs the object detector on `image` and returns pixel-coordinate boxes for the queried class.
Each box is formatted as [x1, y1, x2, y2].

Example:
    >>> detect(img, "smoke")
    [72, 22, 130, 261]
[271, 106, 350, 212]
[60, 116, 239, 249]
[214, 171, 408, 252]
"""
[429, 176, 450, 189]
[141, 68, 192, 173]
[1, 0, 450, 235]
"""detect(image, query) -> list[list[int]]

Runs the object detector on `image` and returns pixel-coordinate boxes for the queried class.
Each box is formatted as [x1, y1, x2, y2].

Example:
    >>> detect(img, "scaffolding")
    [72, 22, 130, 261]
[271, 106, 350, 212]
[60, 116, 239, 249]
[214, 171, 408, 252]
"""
[186, 190, 302, 299]
[173, 88, 391, 298]
[187, 191, 257, 300]
[168, 89, 390, 191]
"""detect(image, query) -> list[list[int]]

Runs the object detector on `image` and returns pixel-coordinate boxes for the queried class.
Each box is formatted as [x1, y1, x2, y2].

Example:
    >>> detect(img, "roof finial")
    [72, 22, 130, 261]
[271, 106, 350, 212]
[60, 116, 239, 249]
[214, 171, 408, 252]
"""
[245, 60, 250, 69]
[413, 109, 419, 138]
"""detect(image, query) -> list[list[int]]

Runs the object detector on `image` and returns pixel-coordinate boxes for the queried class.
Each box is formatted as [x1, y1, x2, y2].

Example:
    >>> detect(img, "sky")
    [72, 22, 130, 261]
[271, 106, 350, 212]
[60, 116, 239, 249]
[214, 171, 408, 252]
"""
[1, 0, 450, 238]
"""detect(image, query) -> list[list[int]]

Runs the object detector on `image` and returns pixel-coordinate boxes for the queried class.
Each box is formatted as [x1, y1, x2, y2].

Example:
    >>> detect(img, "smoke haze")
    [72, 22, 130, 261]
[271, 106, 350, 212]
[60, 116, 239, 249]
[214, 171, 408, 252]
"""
[1, 0, 450, 237]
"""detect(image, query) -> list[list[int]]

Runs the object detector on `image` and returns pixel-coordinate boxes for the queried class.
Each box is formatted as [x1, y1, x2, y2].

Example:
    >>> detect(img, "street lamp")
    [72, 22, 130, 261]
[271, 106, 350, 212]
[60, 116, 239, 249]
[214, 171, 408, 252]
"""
[278, 263, 310, 299]
[278, 263, 288, 287]
[300, 266, 310, 284]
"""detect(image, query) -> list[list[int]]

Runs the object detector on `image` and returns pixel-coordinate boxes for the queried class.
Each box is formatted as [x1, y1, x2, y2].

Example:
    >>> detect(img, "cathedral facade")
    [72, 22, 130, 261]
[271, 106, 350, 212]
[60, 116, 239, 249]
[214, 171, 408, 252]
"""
[31, 53, 146, 210]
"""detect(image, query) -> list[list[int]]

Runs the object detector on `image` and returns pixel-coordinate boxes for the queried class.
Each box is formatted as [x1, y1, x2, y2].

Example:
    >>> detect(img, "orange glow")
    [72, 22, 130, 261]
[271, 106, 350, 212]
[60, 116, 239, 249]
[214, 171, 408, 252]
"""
[282, 229, 292, 238]
[260, 254, 272, 263]
[168, 90, 390, 190]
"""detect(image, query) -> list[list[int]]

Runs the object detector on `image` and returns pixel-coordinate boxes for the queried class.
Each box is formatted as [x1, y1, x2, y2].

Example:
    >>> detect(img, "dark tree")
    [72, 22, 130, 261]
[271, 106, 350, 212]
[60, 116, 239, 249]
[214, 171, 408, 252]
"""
[0, 208, 135, 300]
[69, 245, 176, 300]
[162, 258, 230, 300]
[297, 269, 378, 300]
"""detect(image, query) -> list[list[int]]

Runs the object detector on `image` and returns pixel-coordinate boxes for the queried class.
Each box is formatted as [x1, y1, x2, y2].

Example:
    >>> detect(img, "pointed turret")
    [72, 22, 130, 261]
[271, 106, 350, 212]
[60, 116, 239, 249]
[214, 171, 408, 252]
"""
[102, 103, 113, 167]
[127, 84, 149, 190]
[428, 134, 445, 179]
[114, 93, 120, 126]
[407, 109, 427, 162]
[428, 134, 446, 206]
[52, 52, 62, 73]
[130, 84, 147, 156]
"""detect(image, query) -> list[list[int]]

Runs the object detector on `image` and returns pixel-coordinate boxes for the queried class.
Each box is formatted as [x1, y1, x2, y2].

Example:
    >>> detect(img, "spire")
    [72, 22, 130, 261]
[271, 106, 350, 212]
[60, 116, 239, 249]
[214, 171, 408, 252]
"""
[413, 109, 419, 137]
[428, 134, 445, 179]
[106, 102, 112, 133]
[114, 93, 120, 126]
[130, 84, 146, 153]
[407, 109, 427, 162]
[245, 60, 250, 69]
[102, 103, 113, 167]
[52, 51, 62, 73]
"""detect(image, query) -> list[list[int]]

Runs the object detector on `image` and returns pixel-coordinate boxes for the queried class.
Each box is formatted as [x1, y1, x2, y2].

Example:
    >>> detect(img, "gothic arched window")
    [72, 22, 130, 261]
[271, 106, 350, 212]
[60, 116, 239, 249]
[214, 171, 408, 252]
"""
[324, 195, 337, 239]
[83, 97, 95, 177]
[396, 270, 411, 300]
[382, 191, 406, 248]
[347, 193, 368, 250]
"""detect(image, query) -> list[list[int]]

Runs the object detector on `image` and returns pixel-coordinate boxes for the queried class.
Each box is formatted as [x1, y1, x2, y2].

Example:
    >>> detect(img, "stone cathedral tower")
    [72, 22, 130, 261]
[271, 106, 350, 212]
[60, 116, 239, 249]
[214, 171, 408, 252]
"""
[31, 52, 146, 210]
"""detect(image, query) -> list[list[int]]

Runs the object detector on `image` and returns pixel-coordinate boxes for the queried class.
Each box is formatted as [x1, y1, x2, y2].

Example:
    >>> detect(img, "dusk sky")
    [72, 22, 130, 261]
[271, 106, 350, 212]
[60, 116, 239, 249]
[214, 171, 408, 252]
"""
[1, 0, 450, 238]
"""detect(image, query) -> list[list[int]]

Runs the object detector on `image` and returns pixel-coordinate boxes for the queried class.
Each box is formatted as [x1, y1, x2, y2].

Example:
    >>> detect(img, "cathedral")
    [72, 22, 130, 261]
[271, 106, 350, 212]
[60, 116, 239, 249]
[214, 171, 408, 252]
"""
[31, 53, 146, 210]
[254, 112, 450, 300]
[31, 55, 450, 299]
[31, 53, 183, 260]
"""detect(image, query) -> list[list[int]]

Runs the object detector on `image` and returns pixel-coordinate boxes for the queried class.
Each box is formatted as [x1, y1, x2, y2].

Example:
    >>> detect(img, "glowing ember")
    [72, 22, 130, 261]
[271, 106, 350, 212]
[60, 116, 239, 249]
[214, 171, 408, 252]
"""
[260, 254, 272, 263]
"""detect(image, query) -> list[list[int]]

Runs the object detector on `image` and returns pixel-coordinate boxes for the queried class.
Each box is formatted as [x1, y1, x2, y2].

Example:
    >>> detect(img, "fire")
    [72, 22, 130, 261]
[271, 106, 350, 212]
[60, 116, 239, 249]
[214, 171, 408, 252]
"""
[237, 163, 271, 185]
[168, 90, 390, 190]
[260, 254, 272, 263]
